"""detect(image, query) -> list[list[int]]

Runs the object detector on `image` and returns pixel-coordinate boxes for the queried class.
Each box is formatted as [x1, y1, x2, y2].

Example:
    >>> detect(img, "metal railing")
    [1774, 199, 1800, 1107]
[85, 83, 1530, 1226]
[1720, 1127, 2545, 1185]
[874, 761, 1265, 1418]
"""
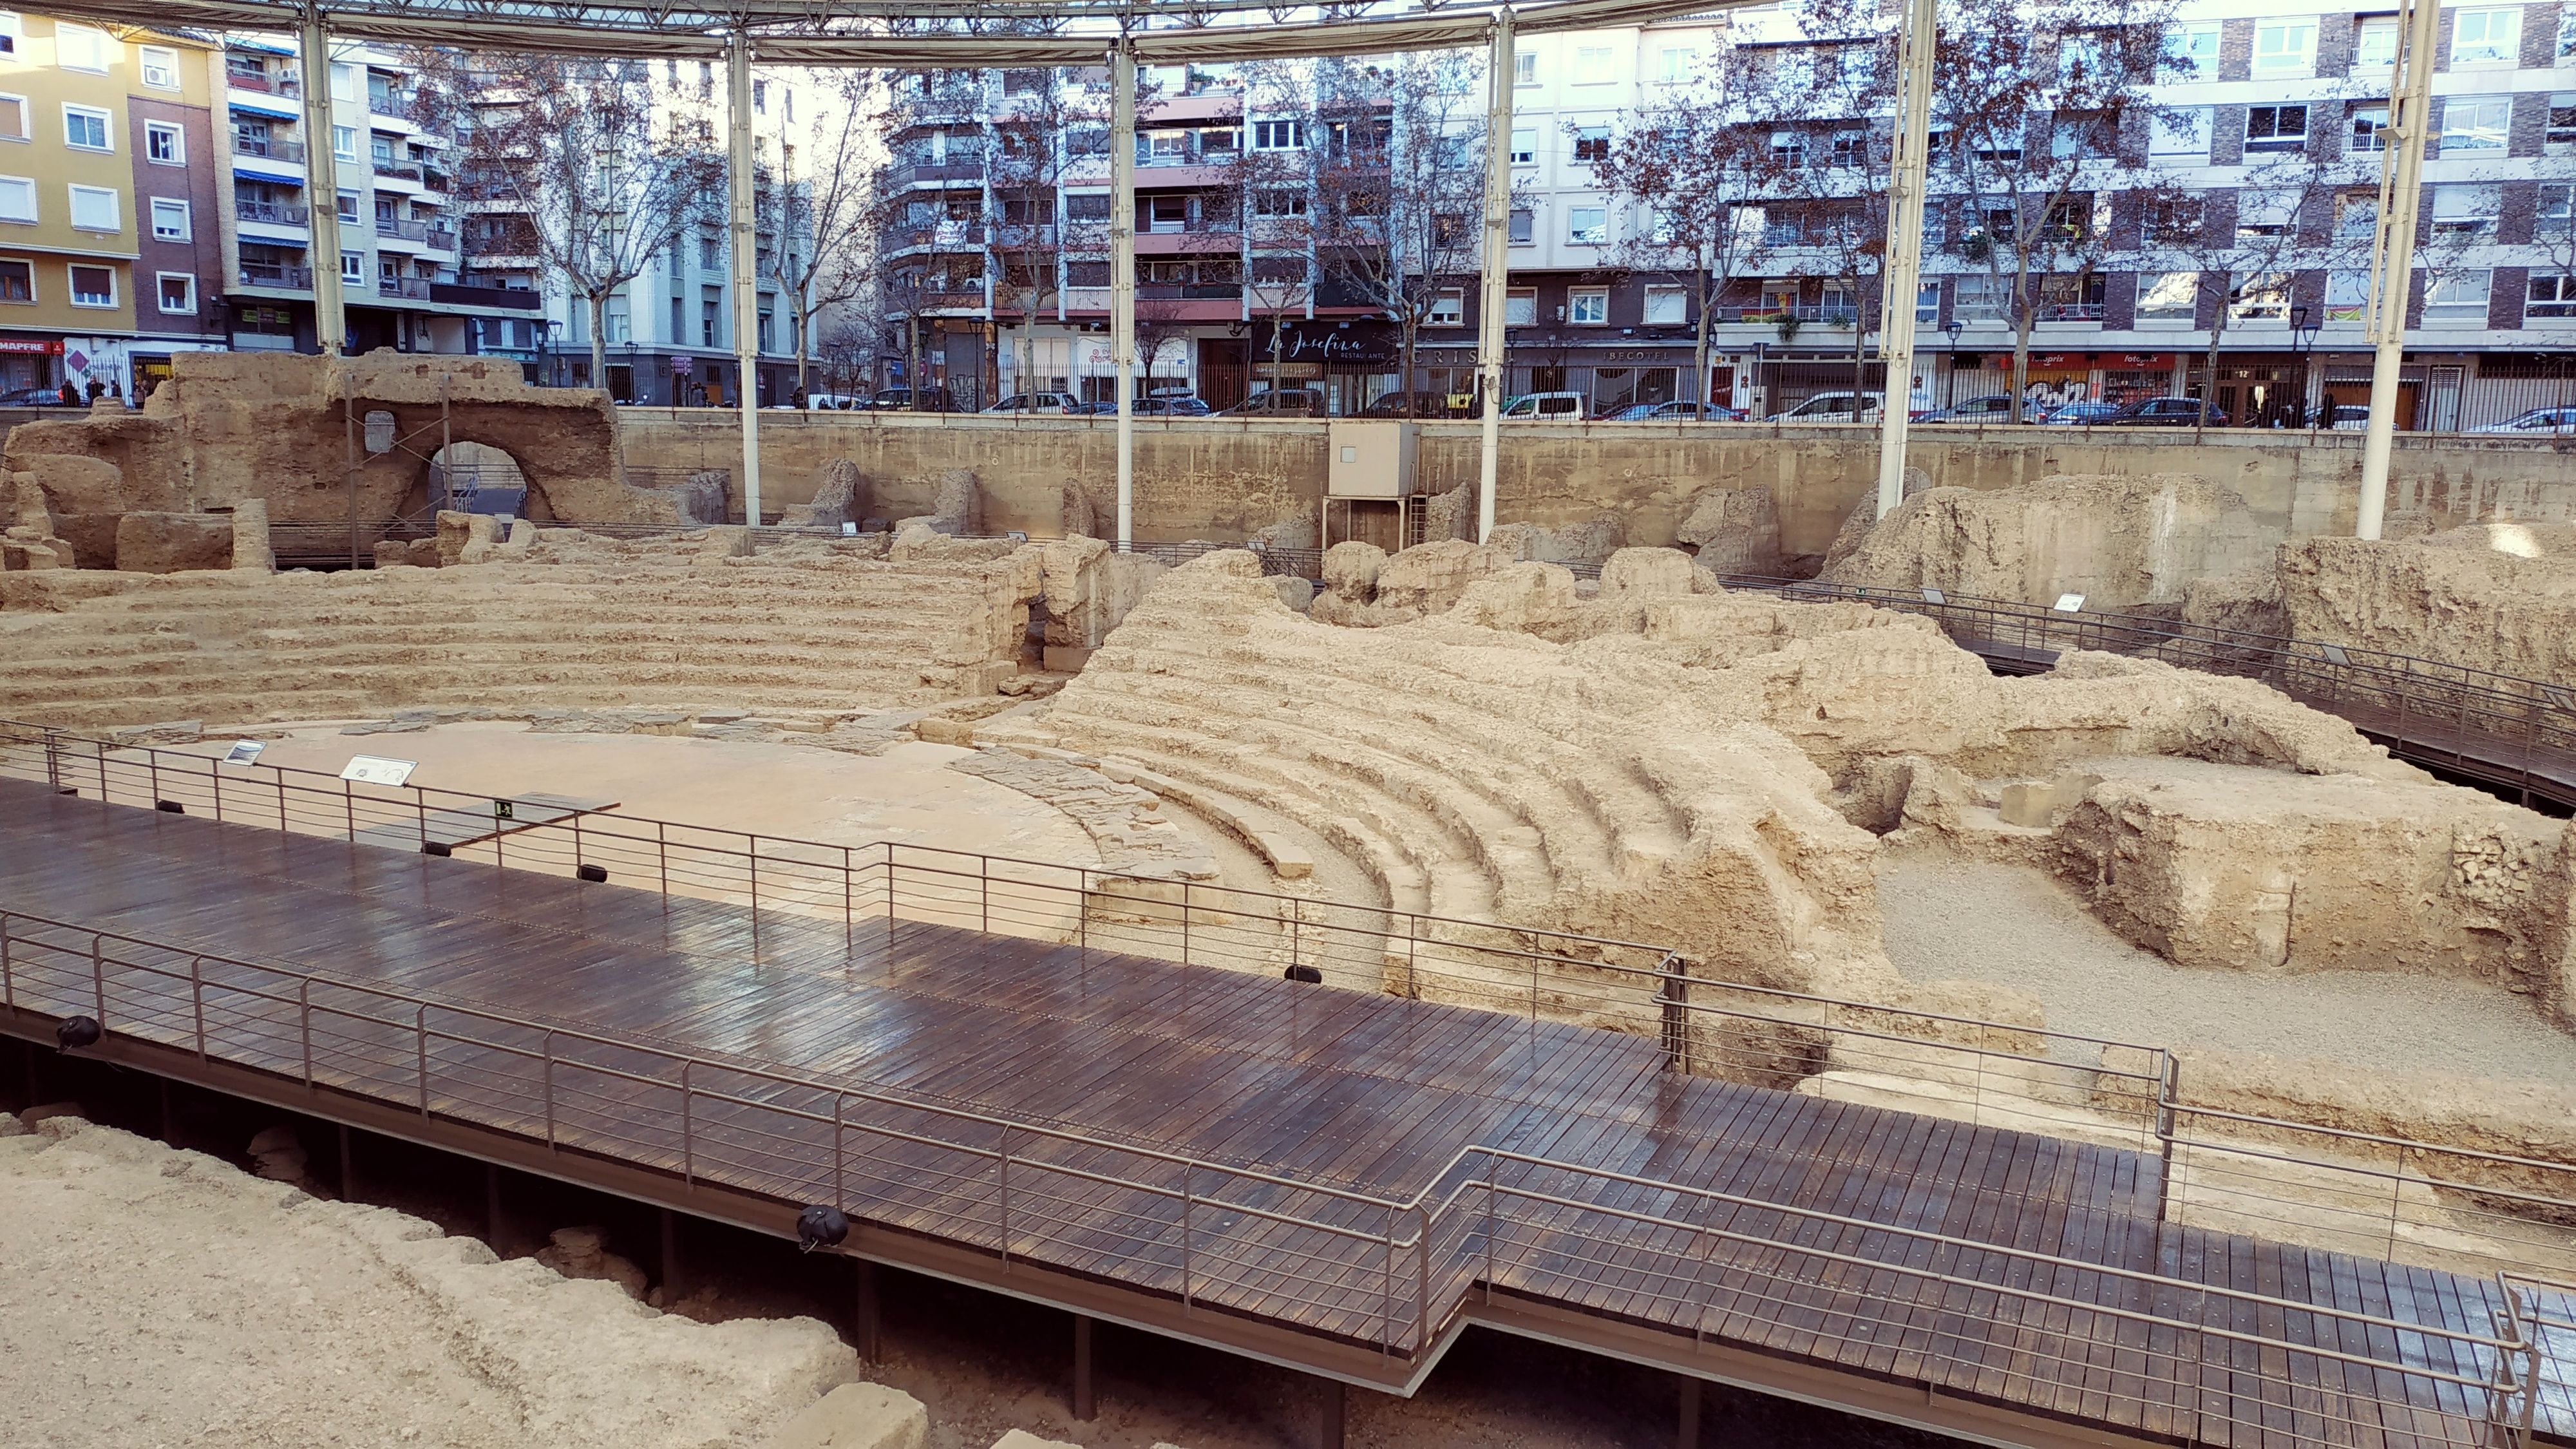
[1722, 575, 2576, 810]
[7, 721, 2576, 1286]
[235, 200, 309, 225]
[237, 264, 312, 290]
[231, 135, 306, 163]
[0, 889, 2561, 1441]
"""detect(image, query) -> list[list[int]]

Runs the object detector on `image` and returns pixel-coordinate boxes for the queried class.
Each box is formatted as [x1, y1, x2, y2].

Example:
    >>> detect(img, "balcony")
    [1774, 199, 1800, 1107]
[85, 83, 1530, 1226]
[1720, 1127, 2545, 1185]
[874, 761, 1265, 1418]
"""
[233, 135, 305, 164]
[236, 200, 310, 225]
[239, 263, 312, 289]
[2035, 303, 2106, 322]
[902, 222, 987, 248]
[373, 160, 424, 182]
[376, 217, 429, 241]
[226, 69, 300, 97]
[1737, 305, 1859, 325]
[379, 276, 433, 299]
[428, 280, 542, 310]
[368, 87, 412, 117]
[891, 160, 984, 186]
[423, 227, 459, 251]
[1137, 283, 1242, 300]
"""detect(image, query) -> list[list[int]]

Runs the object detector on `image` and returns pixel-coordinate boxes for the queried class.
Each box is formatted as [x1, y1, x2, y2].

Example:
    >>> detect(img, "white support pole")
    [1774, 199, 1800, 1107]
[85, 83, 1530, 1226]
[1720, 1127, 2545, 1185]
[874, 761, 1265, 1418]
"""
[2355, 0, 2442, 541]
[1475, 10, 1514, 545]
[1111, 41, 1137, 547]
[299, 10, 345, 357]
[728, 33, 762, 526]
[1873, 0, 1937, 519]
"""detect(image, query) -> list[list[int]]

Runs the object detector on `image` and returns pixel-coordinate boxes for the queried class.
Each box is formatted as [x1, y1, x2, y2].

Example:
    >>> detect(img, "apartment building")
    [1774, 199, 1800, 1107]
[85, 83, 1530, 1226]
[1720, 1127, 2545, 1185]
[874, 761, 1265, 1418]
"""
[216, 36, 542, 359]
[1497, 3, 2576, 425]
[0, 16, 223, 401]
[876, 63, 1402, 411]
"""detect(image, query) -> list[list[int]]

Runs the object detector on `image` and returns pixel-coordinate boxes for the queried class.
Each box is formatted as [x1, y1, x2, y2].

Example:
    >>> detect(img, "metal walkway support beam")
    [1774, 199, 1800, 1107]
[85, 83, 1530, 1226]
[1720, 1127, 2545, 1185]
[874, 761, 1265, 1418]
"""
[728, 33, 763, 526]
[1872, 0, 1937, 520]
[299, 9, 346, 358]
[2355, 0, 2443, 541]
[1475, 10, 1514, 544]
[1111, 41, 1138, 547]
[1072, 1312, 1096, 1419]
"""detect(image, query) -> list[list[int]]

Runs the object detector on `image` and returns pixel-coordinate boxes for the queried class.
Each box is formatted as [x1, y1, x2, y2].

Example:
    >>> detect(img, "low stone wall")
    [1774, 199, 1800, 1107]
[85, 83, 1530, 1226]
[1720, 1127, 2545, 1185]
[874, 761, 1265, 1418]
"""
[619, 410, 2576, 561]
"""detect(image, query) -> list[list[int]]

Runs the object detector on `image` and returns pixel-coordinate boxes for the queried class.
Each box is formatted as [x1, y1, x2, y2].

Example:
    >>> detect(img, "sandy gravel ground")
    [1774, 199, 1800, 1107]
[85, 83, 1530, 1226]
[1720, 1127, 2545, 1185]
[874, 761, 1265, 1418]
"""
[1877, 851, 2576, 1083]
[0, 1114, 854, 1449]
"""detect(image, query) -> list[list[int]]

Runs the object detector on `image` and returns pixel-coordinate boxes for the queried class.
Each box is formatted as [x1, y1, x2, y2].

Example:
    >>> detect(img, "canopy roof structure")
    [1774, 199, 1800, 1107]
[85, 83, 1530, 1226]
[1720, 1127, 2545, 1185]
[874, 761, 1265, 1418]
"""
[66, 0, 1729, 62]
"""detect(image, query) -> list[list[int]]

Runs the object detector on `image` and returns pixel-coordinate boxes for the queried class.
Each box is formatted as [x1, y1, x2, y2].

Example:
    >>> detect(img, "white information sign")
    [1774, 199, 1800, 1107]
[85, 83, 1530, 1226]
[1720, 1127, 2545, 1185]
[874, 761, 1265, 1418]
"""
[221, 741, 266, 766]
[340, 755, 417, 787]
[2051, 593, 2087, 614]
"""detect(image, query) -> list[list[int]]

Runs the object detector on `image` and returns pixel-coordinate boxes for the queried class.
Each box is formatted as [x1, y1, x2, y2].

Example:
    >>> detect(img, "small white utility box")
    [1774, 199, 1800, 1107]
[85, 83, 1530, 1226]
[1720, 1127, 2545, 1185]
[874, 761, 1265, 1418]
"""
[1326, 420, 1418, 500]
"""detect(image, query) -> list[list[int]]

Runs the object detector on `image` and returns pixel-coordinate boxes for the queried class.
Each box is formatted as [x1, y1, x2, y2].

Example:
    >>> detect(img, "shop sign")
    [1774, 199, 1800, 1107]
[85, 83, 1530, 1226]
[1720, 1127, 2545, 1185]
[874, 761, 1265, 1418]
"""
[0, 339, 61, 355]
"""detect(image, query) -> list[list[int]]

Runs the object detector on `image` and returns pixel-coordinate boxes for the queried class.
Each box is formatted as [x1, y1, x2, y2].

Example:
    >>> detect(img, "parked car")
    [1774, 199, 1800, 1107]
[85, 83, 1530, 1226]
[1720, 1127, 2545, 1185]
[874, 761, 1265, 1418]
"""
[2473, 406, 2576, 434]
[1917, 394, 2029, 424]
[1142, 395, 1211, 417]
[1218, 389, 1327, 417]
[868, 386, 961, 412]
[1359, 390, 1459, 419]
[984, 392, 1079, 415]
[1768, 392, 1885, 424]
[1604, 400, 1747, 422]
[0, 387, 71, 406]
[2038, 402, 2125, 426]
[800, 393, 869, 411]
[2325, 405, 2372, 431]
[1498, 391, 1589, 421]
[2103, 396, 2224, 427]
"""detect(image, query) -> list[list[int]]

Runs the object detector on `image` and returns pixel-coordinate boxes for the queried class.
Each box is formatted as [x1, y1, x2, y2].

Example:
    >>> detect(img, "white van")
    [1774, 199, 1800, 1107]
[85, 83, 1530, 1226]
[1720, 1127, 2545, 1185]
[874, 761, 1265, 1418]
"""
[1768, 392, 1885, 424]
[1499, 392, 1589, 421]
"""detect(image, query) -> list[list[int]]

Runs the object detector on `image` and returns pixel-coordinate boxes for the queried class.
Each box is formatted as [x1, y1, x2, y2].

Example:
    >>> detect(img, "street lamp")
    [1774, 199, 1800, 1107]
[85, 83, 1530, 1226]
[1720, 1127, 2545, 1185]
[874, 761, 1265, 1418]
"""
[1942, 317, 1965, 408]
[2288, 304, 2321, 429]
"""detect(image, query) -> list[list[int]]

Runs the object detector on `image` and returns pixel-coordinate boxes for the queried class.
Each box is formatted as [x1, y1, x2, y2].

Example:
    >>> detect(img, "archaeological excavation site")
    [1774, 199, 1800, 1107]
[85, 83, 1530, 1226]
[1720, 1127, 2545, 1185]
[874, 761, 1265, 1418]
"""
[5, 351, 2575, 1449]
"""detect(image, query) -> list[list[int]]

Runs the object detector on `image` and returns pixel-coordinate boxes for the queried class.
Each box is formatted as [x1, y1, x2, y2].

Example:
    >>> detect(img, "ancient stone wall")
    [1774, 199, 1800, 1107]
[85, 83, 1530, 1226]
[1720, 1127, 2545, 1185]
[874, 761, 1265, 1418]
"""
[2273, 525, 2576, 685]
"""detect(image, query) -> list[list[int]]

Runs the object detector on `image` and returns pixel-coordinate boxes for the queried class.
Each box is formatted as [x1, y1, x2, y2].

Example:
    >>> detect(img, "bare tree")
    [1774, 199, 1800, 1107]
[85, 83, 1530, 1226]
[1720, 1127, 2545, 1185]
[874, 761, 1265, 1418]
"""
[1217, 62, 1319, 402]
[987, 66, 1112, 397]
[757, 70, 887, 400]
[414, 53, 723, 389]
[1309, 51, 1491, 408]
[1591, 68, 1774, 413]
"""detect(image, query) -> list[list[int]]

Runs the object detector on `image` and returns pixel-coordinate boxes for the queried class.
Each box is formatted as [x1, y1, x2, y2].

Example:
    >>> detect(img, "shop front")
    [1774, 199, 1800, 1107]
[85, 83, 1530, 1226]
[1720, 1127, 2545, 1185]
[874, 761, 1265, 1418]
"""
[0, 337, 61, 399]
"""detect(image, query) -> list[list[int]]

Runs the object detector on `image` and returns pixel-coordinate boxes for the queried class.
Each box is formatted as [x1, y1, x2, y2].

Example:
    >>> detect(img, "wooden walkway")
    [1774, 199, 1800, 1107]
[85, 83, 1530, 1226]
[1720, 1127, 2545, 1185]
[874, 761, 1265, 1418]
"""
[0, 778, 2543, 1448]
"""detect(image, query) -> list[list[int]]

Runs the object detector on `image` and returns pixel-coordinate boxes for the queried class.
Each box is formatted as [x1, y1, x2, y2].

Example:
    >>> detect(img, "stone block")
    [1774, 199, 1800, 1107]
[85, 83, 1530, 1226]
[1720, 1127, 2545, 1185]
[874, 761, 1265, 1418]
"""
[1600, 547, 1696, 601]
[114, 511, 233, 573]
[229, 498, 274, 573]
[1043, 645, 1095, 672]
[988, 1433, 1083, 1449]
[755, 1383, 929, 1449]
[1674, 485, 1783, 578]
[916, 717, 976, 746]
[700, 526, 756, 559]
[781, 458, 864, 529]
[1265, 574, 1314, 612]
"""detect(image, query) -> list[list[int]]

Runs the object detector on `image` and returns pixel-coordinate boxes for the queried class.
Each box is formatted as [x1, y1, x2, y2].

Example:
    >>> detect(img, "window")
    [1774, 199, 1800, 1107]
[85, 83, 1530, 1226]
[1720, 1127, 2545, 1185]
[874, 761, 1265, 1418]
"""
[157, 271, 194, 314]
[2236, 189, 2296, 240]
[2252, 19, 2316, 73]
[1832, 129, 1867, 167]
[150, 197, 189, 240]
[330, 62, 355, 102]
[0, 257, 30, 305]
[1514, 49, 1537, 84]
[66, 184, 116, 232]
[2229, 271, 2292, 321]
[2530, 273, 2576, 317]
[1428, 287, 1464, 326]
[2164, 20, 2221, 74]
[1643, 285, 1687, 324]
[1953, 274, 2006, 323]
[1251, 118, 1303, 150]
[2563, 7, 2576, 59]
[2450, 7, 2521, 64]
[145, 120, 182, 164]
[66, 263, 111, 307]
[2431, 184, 2500, 236]
[2541, 183, 2576, 236]
[1510, 127, 1535, 164]
[2151, 108, 2210, 158]
[1567, 205, 1607, 244]
[1571, 126, 1609, 163]
[605, 293, 630, 343]
[2442, 96, 2511, 154]
[62, 104, 110, 151]
[0, 175, 30, 222]
[1251, 189, 1307, 218]
[1917, 280, 1940, 323]
[0, 13, 14, 56]
[0, 95, 22, 140]
[2336, 191, 2379, 240]
[54, 24, 108, 73]
[2422, 269, 2491, 322]
[2552, 93, 2576, 151]
[140, 44, 179, 88]
[1573, 46, 1614, 84]
[2353, 104, 2389, 153]
[336, 190, 358, 221]
[1770, 129, 1805, 167]
[2244, 104, 2308, 153]
[1065, 191, 1112, 221]
[1568, 286, 1609, 323]
[2325, 269, 2370, 322]
[2354, 17, 2398, 70]
[341, 251, 363, 281]
[332, 125, 357, 161]
[2136, 271, 2197, 325]
[2146, 193, 2203, 242]
[1656, 46, 1697, 83]
[1508, 207, 1533, 243]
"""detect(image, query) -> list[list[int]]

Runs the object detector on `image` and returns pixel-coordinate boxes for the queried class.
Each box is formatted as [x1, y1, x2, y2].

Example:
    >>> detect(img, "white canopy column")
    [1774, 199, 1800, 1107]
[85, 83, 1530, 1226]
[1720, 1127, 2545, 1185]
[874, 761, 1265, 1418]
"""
[1872, 0, 1936, 518]
[728, 32, 763, 524]
[1112, 40, 1138, 547]
[2354, 0, 2443, 541]
[299, 9, 346, 357]
[1475, 10, 1514, 544]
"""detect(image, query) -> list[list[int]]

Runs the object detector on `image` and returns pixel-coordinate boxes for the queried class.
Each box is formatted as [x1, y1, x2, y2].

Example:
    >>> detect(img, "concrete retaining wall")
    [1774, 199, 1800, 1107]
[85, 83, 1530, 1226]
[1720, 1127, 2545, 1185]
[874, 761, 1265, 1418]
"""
[621, 411, 2576, 558]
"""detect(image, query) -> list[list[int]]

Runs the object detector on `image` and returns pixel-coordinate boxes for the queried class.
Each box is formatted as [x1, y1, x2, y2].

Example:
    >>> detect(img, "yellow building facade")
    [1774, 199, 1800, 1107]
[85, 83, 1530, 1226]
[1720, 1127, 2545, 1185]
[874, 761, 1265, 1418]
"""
[0, 14, 220, 399]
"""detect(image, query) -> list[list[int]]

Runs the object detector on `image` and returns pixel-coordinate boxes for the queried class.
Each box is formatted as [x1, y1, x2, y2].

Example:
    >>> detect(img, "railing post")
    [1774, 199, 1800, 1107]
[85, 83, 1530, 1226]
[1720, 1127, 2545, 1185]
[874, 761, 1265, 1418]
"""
[1179, 878, 1189, 965]
[885, 842, 896, 923]
[542, 1029, 556, 1148]
[95, 738, 106, 801]
[748, 838, 761, 960]
[1416, 1203, 1430, 1353]
[415, 1004, 430, 1113]
[981, 854, 990, 934]
[210, 756, 221, 821]
[1381, 1216, 1397, 1358]
[41, 728, 59, 789]
[147, 750, 160, 810]
[415, 784, 427, 849]
[1077, 869, 1088, 952]
[0, 914, 11, 1010]
[90, 932, 105, 1026]
[832, 1094, 844, 1206]
[343, 776, 355, 841]
[997, 1126, 1010, 1266]
[298, 977, 313, 1086]
[1180, 1165, 1194, 1311]
[571, 811, 583, 875]
[278, 766, 287, 835]
[658, 820, 670, 904]
[844, 844, 854, 951]
[681, 1061, 695, 1184]
[191, 955, 205, 1060]
[1482, 1155, 1497, 1301]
